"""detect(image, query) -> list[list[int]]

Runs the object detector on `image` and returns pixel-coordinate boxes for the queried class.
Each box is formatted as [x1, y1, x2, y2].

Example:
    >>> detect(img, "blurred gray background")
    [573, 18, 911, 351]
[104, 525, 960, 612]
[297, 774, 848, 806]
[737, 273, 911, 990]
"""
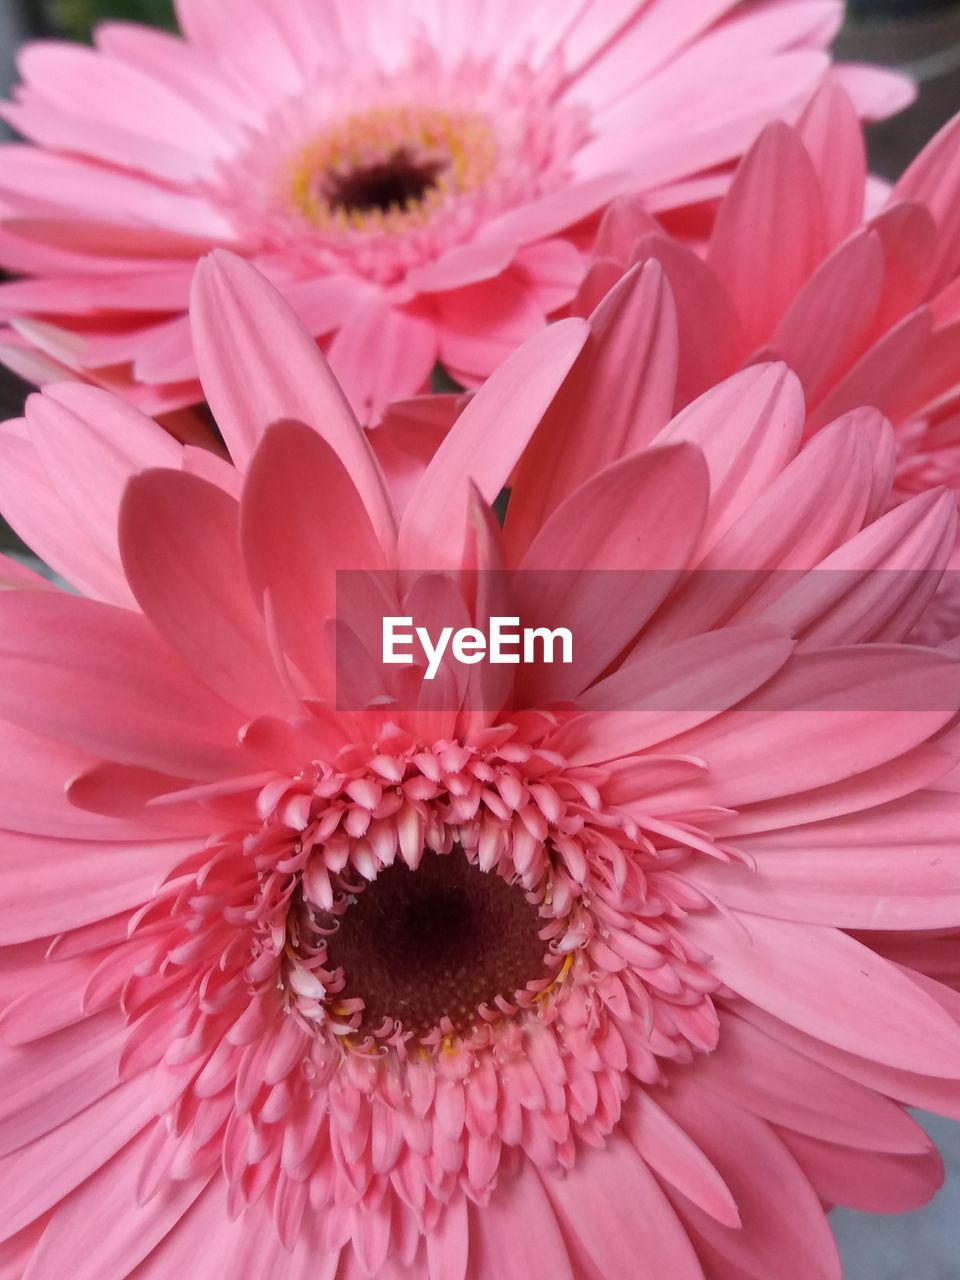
[0, 0, 958, 1275]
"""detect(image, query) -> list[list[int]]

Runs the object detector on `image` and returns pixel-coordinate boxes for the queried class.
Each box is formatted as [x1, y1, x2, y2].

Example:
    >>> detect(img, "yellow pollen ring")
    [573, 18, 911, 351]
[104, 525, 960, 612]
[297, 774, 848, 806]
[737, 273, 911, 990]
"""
[287, 105, 499, 232]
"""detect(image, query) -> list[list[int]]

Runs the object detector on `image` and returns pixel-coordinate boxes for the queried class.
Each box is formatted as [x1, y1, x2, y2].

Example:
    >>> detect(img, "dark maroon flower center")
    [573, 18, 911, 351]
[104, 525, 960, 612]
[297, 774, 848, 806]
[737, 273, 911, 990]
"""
[324, 849, 550, 1036]
[324, 148, 447, 215]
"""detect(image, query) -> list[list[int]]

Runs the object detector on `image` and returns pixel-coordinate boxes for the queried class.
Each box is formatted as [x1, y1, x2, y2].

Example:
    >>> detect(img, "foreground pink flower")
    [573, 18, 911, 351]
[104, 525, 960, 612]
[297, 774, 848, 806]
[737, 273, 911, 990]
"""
[0, 0, 910, 422]
[1, 256, 960, 1278]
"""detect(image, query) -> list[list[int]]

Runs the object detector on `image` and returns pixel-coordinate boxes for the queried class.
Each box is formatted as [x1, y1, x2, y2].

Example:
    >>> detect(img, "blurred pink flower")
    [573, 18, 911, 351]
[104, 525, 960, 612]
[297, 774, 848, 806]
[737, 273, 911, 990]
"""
[0, 0, 909, 423]
[0, 255, 959, 1277]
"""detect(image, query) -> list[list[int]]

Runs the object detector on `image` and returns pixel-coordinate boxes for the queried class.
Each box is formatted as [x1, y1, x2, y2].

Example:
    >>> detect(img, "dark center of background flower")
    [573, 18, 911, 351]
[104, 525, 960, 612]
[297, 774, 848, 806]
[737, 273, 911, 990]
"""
[324, 148, 448, 215]
[284, 105, 499, 236]
[323, 848, 550, 1037]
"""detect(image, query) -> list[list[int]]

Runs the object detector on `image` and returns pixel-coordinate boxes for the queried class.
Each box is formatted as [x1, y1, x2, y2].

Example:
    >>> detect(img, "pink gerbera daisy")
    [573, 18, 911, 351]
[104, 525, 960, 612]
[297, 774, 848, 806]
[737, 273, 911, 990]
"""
[0, 0, 910, 423]
[567, 83, 960, 637]
[0, 254, 959, 1277]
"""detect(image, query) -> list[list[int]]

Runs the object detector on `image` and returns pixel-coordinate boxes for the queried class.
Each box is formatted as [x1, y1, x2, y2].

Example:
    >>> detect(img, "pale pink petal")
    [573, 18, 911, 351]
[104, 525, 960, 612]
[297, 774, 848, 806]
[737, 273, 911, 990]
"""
[19, 1128, 211, 1280]
[628, 233, 745, 404]
[370, 395, 462, 516]
[505, 263, 679, 560]
[0, 592, 247, 780]
[240, 421, 389, 699]
[707, 123, 827, 348]
[326, 302, 437, 424]
[15, 40, 233, 164]
[651, 646, 960, 809]
[0, 1012, 128, 1157]
[1, 98, 212, 187]
[550, 625, 794, 763]
[684, 911, 960, 1076]
[779, 1129, 943, 1214]
[653, 363, 805, 553]
[0, 146, 237, 242]
[511, 238, 585, 314]
[658, 1079, 843, 1280]
[434, 272, 549, 385]
[621, 1092, 740, 1228]
[806, 309, 932, 432]
[796, 78, 867, 246]
[119, 469, 296, 716]
[767, 228, 884, 405]
[190, 253, 396, 542]
[467, 1161, 575, 1280]
[399, 318, 588, 569]
[515, 444, 710, 701]
[0, 425, 134, 607]
[578, 53, 829, 193]
[132, 1181, 339, 1280]
[834, 62, 917, 121]
[688, 792, 960, 930]
[0, 1077, 156, 1242]
[542, 1134, 706, 1279]
[760, 487, 957, 646]
[93, 22, 259, 133]
[690, 1012, 931, 1151]
[0, 829, 199, 943]
[733, 999, 960, 1124]
[893, 111, 960, 292]
[0, 268, 195, 318]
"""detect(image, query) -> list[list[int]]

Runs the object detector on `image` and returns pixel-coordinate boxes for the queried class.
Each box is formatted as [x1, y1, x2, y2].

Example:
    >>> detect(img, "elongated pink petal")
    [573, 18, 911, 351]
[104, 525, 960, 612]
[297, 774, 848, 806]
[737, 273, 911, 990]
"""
[132, 1181, 339, 1280]
[240, 421, 389, 699]
[0, 1077, 156, 1242]
[515, 444, 709, 702]
[399, 318, 588, 569]
[690, 1012, 931, 1152]
[621, 1092, 740, 1228]
[658, 1079, 843, 1280]
[552, 625, 793, 764]
[326, 302, 437, 425]
[542, 1135, 706, 1279]
[190, 253, 396, 541]
[0, 592, 247, 780]
[768, 228, 884, 405]
[20, 1128, 211, 1280]
[653, 363, 805, 553]
[120, 469, 294, 716]
[690, 791, 960, 929]
[796, 78, 867, 247]
[707, 122, 826, 348]
[467, 1162, 574, 1280]
[0, 1011, 127, 1158]
[505, 263, 679, 559]
[0, 828, 200, 943]
[780, 1128, 943, 1214]
[684, 910, 960, 1076]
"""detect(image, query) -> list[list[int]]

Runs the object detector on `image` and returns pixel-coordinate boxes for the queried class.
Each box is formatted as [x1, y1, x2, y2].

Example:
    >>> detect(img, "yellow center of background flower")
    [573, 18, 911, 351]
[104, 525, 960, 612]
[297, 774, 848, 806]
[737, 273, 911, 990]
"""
[288, 106, 499, 231]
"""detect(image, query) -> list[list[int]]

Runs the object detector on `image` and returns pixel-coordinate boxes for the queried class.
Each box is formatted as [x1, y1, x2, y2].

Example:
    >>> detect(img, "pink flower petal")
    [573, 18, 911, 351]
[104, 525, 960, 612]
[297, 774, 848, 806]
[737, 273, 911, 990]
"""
[190, 253, 396, 542]
[685, 910, 960, 1076]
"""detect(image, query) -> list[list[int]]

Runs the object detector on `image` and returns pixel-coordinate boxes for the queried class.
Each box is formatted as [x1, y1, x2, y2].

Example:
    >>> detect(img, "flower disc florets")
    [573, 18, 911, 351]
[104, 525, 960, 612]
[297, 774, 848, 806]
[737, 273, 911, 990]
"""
[117, 717, 721, 1255]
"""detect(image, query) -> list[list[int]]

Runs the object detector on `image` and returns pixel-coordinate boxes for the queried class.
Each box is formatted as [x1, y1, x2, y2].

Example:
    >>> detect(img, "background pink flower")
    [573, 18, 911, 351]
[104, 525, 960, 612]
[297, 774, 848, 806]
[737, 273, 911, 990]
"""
[0, 255, 959, 1277]
[0, 0, 910, 423]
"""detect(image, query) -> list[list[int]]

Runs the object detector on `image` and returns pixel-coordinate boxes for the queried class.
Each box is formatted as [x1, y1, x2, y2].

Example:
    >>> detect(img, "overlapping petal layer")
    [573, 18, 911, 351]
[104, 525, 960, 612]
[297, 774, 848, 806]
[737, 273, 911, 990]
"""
[569, 84, 960, 640]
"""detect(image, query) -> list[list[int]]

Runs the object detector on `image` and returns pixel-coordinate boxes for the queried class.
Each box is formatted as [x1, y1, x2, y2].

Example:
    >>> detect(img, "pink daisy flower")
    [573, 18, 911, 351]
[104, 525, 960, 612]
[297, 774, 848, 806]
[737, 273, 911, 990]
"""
[568, 82, 960, 637]
[0, 0, 910, 423]
[0, 254, 959, 1278]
